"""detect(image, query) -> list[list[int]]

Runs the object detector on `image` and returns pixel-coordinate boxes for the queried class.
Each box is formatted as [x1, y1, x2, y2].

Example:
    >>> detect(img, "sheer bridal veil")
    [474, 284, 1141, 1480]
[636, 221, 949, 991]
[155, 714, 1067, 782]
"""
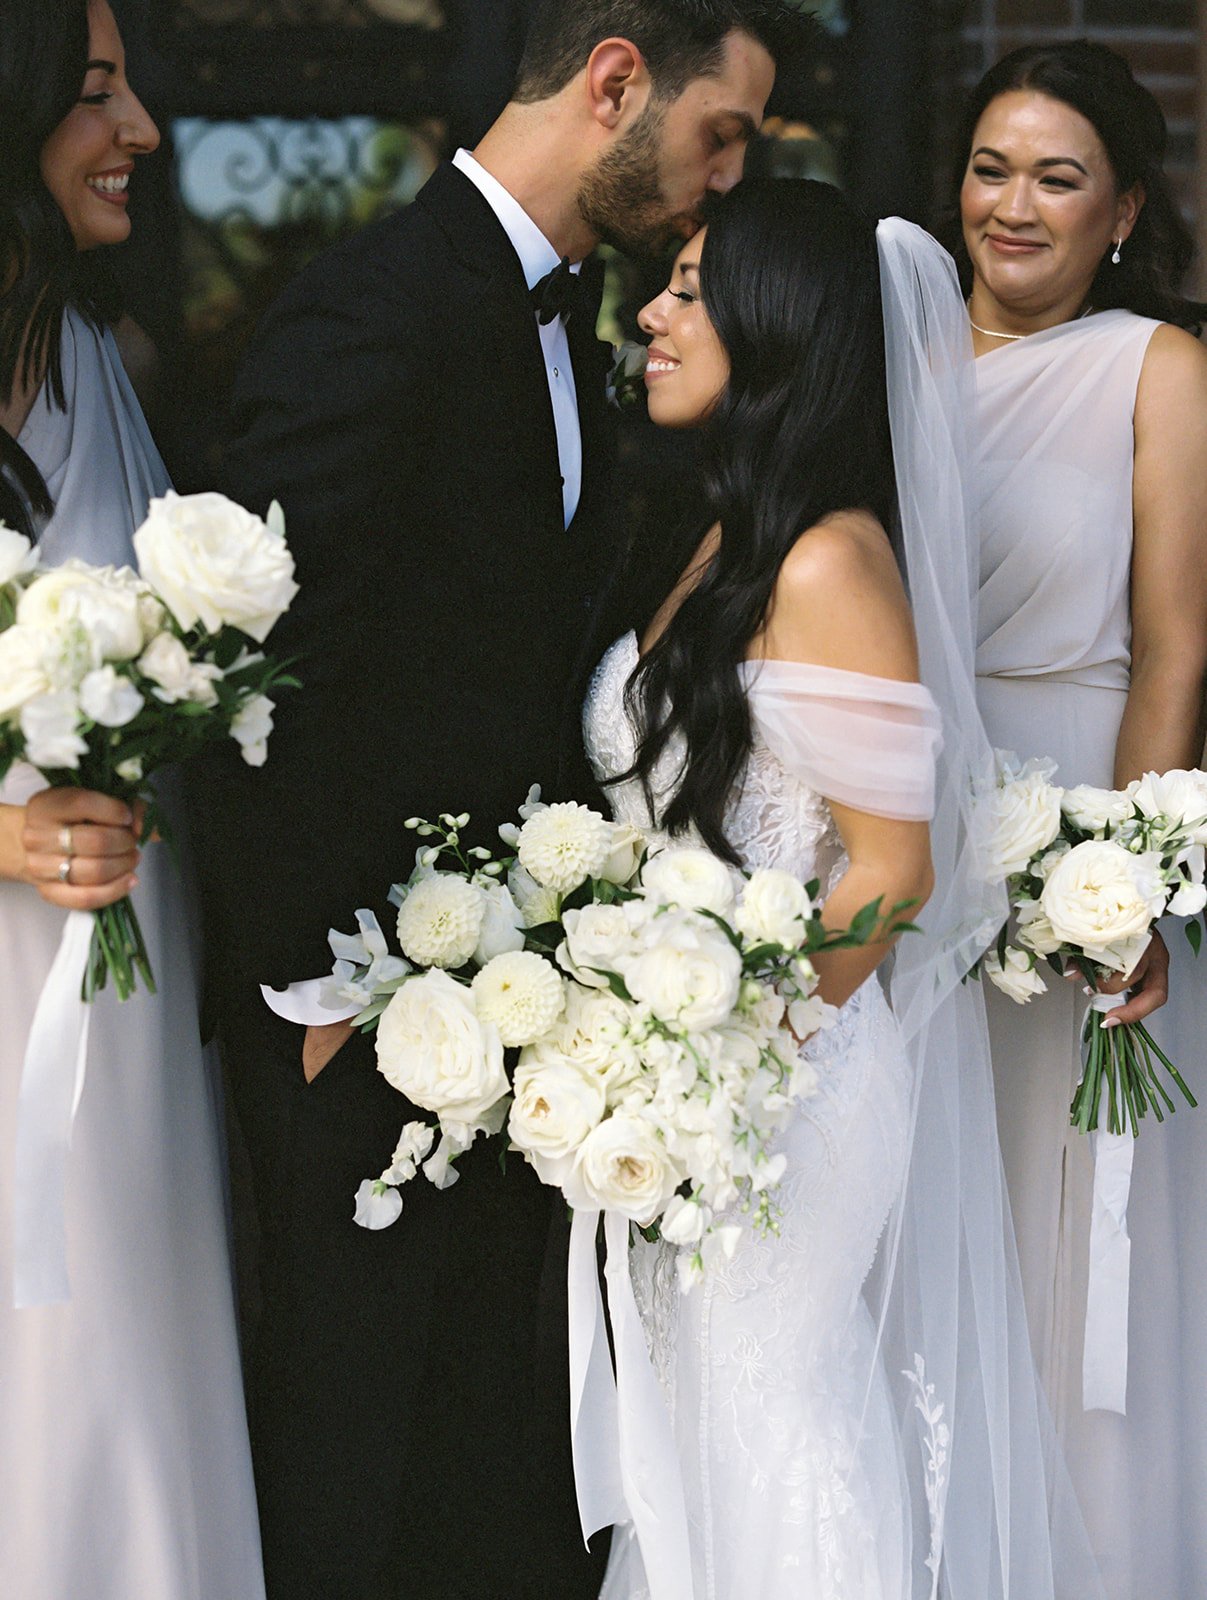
[872, 218, 1102, 1598]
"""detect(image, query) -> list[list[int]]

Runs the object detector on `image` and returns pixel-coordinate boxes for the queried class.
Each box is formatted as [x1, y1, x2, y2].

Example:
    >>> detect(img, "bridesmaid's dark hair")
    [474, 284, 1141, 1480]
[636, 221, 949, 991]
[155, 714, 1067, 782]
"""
[623, 178, 896, 864]
[0, 0, 116, 537]
[946, 40, 1207, 330]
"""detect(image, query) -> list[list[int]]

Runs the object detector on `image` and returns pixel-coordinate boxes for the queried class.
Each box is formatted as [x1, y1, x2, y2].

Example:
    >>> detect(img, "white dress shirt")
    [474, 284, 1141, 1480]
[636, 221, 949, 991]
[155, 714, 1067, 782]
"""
[267, 151, 587, 1027]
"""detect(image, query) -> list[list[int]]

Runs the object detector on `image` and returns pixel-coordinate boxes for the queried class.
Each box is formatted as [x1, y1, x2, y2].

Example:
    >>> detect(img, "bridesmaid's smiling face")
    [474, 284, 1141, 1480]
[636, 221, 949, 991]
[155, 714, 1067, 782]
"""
[960, 90, 1142, 320]
[636, 230, 730, 429]
[38, 0, 159, 252]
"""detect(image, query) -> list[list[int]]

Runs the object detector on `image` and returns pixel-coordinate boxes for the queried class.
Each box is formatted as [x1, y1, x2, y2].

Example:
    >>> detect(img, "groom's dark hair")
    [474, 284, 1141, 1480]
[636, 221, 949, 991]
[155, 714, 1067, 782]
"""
[514, 0, 813, 104]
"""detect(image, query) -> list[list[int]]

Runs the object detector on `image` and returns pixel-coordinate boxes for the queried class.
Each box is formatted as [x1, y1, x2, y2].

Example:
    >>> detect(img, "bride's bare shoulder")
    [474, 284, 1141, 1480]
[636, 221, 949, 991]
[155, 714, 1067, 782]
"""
[758, 509, 920, 681]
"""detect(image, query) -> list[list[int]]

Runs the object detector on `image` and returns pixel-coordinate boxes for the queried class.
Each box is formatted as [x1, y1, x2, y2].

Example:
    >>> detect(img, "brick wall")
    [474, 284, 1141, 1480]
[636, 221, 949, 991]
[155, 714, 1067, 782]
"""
[929, 0, 1202, 283]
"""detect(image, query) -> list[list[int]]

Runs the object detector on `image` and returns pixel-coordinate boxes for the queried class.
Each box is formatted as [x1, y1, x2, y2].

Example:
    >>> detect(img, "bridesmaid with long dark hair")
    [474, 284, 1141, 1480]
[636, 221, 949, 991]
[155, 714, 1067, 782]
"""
[949, 39, 1207, 1598]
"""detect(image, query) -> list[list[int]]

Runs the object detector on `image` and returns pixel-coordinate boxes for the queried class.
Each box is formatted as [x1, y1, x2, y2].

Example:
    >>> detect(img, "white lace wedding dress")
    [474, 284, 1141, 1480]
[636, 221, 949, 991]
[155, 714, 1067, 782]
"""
[584, 631, 942, 1600]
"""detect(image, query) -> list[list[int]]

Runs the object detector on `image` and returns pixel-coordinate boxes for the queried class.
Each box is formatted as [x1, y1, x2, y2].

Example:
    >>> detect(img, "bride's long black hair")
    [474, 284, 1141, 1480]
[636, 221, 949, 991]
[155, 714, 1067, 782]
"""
[623, 178, 897, 863]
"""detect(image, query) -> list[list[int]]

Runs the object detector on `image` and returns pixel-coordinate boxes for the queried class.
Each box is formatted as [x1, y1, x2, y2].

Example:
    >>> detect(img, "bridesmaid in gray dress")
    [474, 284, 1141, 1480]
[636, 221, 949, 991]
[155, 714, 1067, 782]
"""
[949, 41, 1207, 1600]
[0, 5, 264, 1596]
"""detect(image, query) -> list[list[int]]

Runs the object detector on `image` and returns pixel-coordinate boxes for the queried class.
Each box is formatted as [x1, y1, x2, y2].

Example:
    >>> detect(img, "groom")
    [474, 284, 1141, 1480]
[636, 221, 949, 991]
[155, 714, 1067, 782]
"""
[198, 4, 807, 1596]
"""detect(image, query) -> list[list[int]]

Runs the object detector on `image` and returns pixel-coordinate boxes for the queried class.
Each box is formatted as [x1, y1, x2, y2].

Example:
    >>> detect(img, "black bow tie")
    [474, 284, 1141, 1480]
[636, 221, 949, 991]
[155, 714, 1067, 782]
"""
[531, 256, 591, 326]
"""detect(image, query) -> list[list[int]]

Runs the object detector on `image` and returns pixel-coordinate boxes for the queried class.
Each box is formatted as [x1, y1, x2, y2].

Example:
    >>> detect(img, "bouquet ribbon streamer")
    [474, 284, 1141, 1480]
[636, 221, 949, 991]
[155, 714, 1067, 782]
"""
[1083, 989, 1133, 1415]
[12, 910, 95, 1308]
[568, 1208, 695, 1600]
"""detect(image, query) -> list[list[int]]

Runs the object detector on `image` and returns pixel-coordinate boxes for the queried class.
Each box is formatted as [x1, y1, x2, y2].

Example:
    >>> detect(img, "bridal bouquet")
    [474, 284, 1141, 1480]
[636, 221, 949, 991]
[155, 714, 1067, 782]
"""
[333, 791, 898, 1285]
[0, 491, 299, 1000]
[978, 753, 1206, 1136]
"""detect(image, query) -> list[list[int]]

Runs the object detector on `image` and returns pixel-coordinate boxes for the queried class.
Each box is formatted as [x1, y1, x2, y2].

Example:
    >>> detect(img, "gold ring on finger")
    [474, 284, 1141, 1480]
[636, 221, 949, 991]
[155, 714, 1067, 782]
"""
[58, 824, 74, 857]
[57, 856, 71, 884]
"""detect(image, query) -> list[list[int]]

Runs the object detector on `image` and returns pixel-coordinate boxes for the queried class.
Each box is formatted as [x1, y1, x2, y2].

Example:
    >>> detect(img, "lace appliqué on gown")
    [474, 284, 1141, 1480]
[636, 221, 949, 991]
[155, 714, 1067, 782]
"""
[589, 634, 913, 1600]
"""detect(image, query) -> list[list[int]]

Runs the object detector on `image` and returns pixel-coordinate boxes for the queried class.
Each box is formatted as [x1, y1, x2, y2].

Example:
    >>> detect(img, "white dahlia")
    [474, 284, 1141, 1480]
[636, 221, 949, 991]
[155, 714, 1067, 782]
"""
[395, 874, 486, 969]
[471, 950, 565, 1047]
[516, 801, 613, 894]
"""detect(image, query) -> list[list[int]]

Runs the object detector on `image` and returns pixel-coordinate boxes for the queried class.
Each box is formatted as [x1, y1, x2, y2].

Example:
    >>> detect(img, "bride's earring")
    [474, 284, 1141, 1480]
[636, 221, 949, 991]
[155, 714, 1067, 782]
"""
[1111, 238, 1122, 265]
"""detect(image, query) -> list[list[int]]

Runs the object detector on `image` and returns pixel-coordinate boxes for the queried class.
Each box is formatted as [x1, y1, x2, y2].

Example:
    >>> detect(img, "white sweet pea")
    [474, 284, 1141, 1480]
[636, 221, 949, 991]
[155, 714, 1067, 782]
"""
[735, 867, 813, 948]
[383, 1121, 436, 1184]
[0, 624, 52, 718]
[353, 1180, 403, 1230]
[626, 910, 742, 1032]
[473, 880, 525, 964]
[115, 756, 144, 784]
[134, 491, 298, 642]
[1132, 769, 1207, 847]
[230, 692, 274, 767]
[471, 950, 564, 1047]
[506, 861, 562, 929]
[786, 993, 837, 1042]
[0, 523, 35, 586]
[508, 1057, 607, 1184]
[641, 846, 737, 918]
[516, 800, 613, 893]
[395, 873, 486, 969]
[1039, 840, 1167, 973]
[138, 632, 221, 706]
[78, 665, 144, 728]
[322, 908, 410, 1009]
[660, 1193, 708, 1247]
[375, 968, 508, 1124]
[1168, 879, 1207, 918]
[564, 1112, 683, 1226]
[983, 945, 1048, 1003]
[20, 690, 86, 769]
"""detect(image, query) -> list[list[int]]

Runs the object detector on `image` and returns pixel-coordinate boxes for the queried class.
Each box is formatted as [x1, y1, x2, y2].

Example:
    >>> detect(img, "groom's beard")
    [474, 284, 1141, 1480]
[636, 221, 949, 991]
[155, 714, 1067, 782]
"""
[577, 100, 697, 260]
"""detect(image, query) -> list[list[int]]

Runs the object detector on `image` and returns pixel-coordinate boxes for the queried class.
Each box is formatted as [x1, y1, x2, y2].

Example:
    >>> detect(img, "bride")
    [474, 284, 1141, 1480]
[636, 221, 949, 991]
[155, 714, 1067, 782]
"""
[583, 178, 1102, 1598]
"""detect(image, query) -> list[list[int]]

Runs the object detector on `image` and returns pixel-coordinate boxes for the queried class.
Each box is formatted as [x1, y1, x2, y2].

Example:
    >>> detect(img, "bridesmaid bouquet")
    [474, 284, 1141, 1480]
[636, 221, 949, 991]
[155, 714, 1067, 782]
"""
[0, 491, 299, 1000]
[328, 790, 901, 1286]
[978, 752, 1206, 1137]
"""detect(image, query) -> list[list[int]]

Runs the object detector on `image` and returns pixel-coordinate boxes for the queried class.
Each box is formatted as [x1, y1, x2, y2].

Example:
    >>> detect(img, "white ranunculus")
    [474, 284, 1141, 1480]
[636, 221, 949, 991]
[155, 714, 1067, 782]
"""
[138, 632, 220, 706]
[471, 950, 564, 1047]
[230, 692, 274, 767]
[1039, 840, 1167, 973]
[79, 665, 144, 728]
[508, 1057, 607, 1184]
[735, 867, 814, 948]
[557, 901, 638, 988]
[1131, 769, 1207, 846]
[17, 561, 148, 663]
[516, 800, 613, 894]
[0, 624, 52, 718]
[983, 762, 1064, 882]
[626, 909, 742, 1032]
[564, 1112, 682, 1225]
[133, 490, 298, 642]
[599, 820, 644, 886]
[395, 873, 486, 969]
[375, 969, 508, 1124]
[20, 690, 86, 769]
[472, 880, 525, 964]
[983, 945, 1048, 1004]
[0, 523, 35, 586]
[1061, 784, 1133, 838]
[353, 1180, 403, 1230]
[641, 846, 737, 918]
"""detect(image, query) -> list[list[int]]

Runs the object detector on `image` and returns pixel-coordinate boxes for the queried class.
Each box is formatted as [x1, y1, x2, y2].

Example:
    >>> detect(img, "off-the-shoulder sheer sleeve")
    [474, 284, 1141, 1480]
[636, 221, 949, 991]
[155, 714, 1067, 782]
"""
[740, 658, 942, 821]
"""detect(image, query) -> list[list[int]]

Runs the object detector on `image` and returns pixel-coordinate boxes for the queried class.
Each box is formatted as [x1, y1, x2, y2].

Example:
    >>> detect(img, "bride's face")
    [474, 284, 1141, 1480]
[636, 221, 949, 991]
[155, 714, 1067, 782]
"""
[637, 231, 730, 429]
[39, 0, 159, 252]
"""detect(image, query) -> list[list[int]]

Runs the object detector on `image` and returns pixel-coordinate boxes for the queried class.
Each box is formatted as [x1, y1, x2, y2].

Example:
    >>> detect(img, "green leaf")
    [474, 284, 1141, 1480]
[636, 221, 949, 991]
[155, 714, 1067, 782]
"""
[1187, 919, 1203, 957]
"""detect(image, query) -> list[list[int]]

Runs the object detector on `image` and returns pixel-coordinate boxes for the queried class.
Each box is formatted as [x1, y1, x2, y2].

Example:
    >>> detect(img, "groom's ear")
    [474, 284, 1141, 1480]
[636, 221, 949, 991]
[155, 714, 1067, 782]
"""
[584, 38, 651, 130]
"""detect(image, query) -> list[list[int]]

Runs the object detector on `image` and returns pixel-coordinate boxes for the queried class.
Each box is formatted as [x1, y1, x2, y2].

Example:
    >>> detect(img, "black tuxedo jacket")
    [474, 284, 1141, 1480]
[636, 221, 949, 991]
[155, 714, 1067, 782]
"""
[196, 163, 618, 997]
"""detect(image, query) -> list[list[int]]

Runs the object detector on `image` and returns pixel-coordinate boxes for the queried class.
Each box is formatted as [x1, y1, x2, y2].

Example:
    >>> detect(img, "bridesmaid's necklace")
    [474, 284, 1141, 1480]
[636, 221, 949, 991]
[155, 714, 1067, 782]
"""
[966, 302, 1096, 341]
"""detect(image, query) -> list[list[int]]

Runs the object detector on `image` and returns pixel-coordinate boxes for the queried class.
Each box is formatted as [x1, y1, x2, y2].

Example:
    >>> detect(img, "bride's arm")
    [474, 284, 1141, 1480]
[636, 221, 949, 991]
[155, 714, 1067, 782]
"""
[757, 511, 934, 1011]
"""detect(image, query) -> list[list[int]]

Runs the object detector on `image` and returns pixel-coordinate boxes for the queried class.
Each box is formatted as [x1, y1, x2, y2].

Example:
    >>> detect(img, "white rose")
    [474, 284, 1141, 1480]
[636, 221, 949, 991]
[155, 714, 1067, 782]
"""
[138, 632, 221, 707]
[735, 867, 814, 948]
[626, 909, 742, 1031]
[17, 561, 148, 663]
[230, 692, 274, 767]
[1061, 784, 1133, 838]
[79, 665, 144, 728]
[473, 880, 526, 964]
[471, 950, 565, 1047]
[983, 764, 1064, 881]
[0, 624, 52, 718]
[508, 1057, 607, 1185]
[557, 901, 638, 988]
[0, 523, 35, 586]
[133, 490, 298, 642]
[1132, 769, 1207, 846]
[598, 821, 644, 886]
[983, 946, 1048, 1004]
[641, 846, 737, 918]
[564, 1112, 683, 1225]
[375, 969, 509, 1124]
[516, 801, 613, 893]
[20, 690, 86, 770]
[1039, 840, 1167, 973]
[395, 874, 486, 969]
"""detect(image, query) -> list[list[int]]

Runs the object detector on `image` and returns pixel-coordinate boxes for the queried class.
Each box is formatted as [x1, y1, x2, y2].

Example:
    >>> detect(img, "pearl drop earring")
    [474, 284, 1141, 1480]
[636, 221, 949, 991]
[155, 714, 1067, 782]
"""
[1111, 238, 1122, 265]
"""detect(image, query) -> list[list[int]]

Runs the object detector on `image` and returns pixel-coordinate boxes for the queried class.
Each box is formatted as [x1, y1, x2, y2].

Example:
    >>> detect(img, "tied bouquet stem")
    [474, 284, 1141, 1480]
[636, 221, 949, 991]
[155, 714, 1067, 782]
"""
[977, 754, 1207, 1138]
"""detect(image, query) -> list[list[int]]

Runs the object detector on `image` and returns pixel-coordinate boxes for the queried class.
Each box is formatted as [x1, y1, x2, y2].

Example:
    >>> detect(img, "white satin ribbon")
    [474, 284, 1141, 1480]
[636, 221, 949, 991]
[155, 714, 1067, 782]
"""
[1082, 990, 1133, 1414]
[12, 909, 95, 1308]
[567, 1208, 695, 1600]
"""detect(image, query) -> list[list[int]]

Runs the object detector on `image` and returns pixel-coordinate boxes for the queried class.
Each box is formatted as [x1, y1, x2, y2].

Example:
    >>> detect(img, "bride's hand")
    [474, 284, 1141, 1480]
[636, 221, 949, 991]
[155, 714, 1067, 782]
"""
[4, 788, 142, 910]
